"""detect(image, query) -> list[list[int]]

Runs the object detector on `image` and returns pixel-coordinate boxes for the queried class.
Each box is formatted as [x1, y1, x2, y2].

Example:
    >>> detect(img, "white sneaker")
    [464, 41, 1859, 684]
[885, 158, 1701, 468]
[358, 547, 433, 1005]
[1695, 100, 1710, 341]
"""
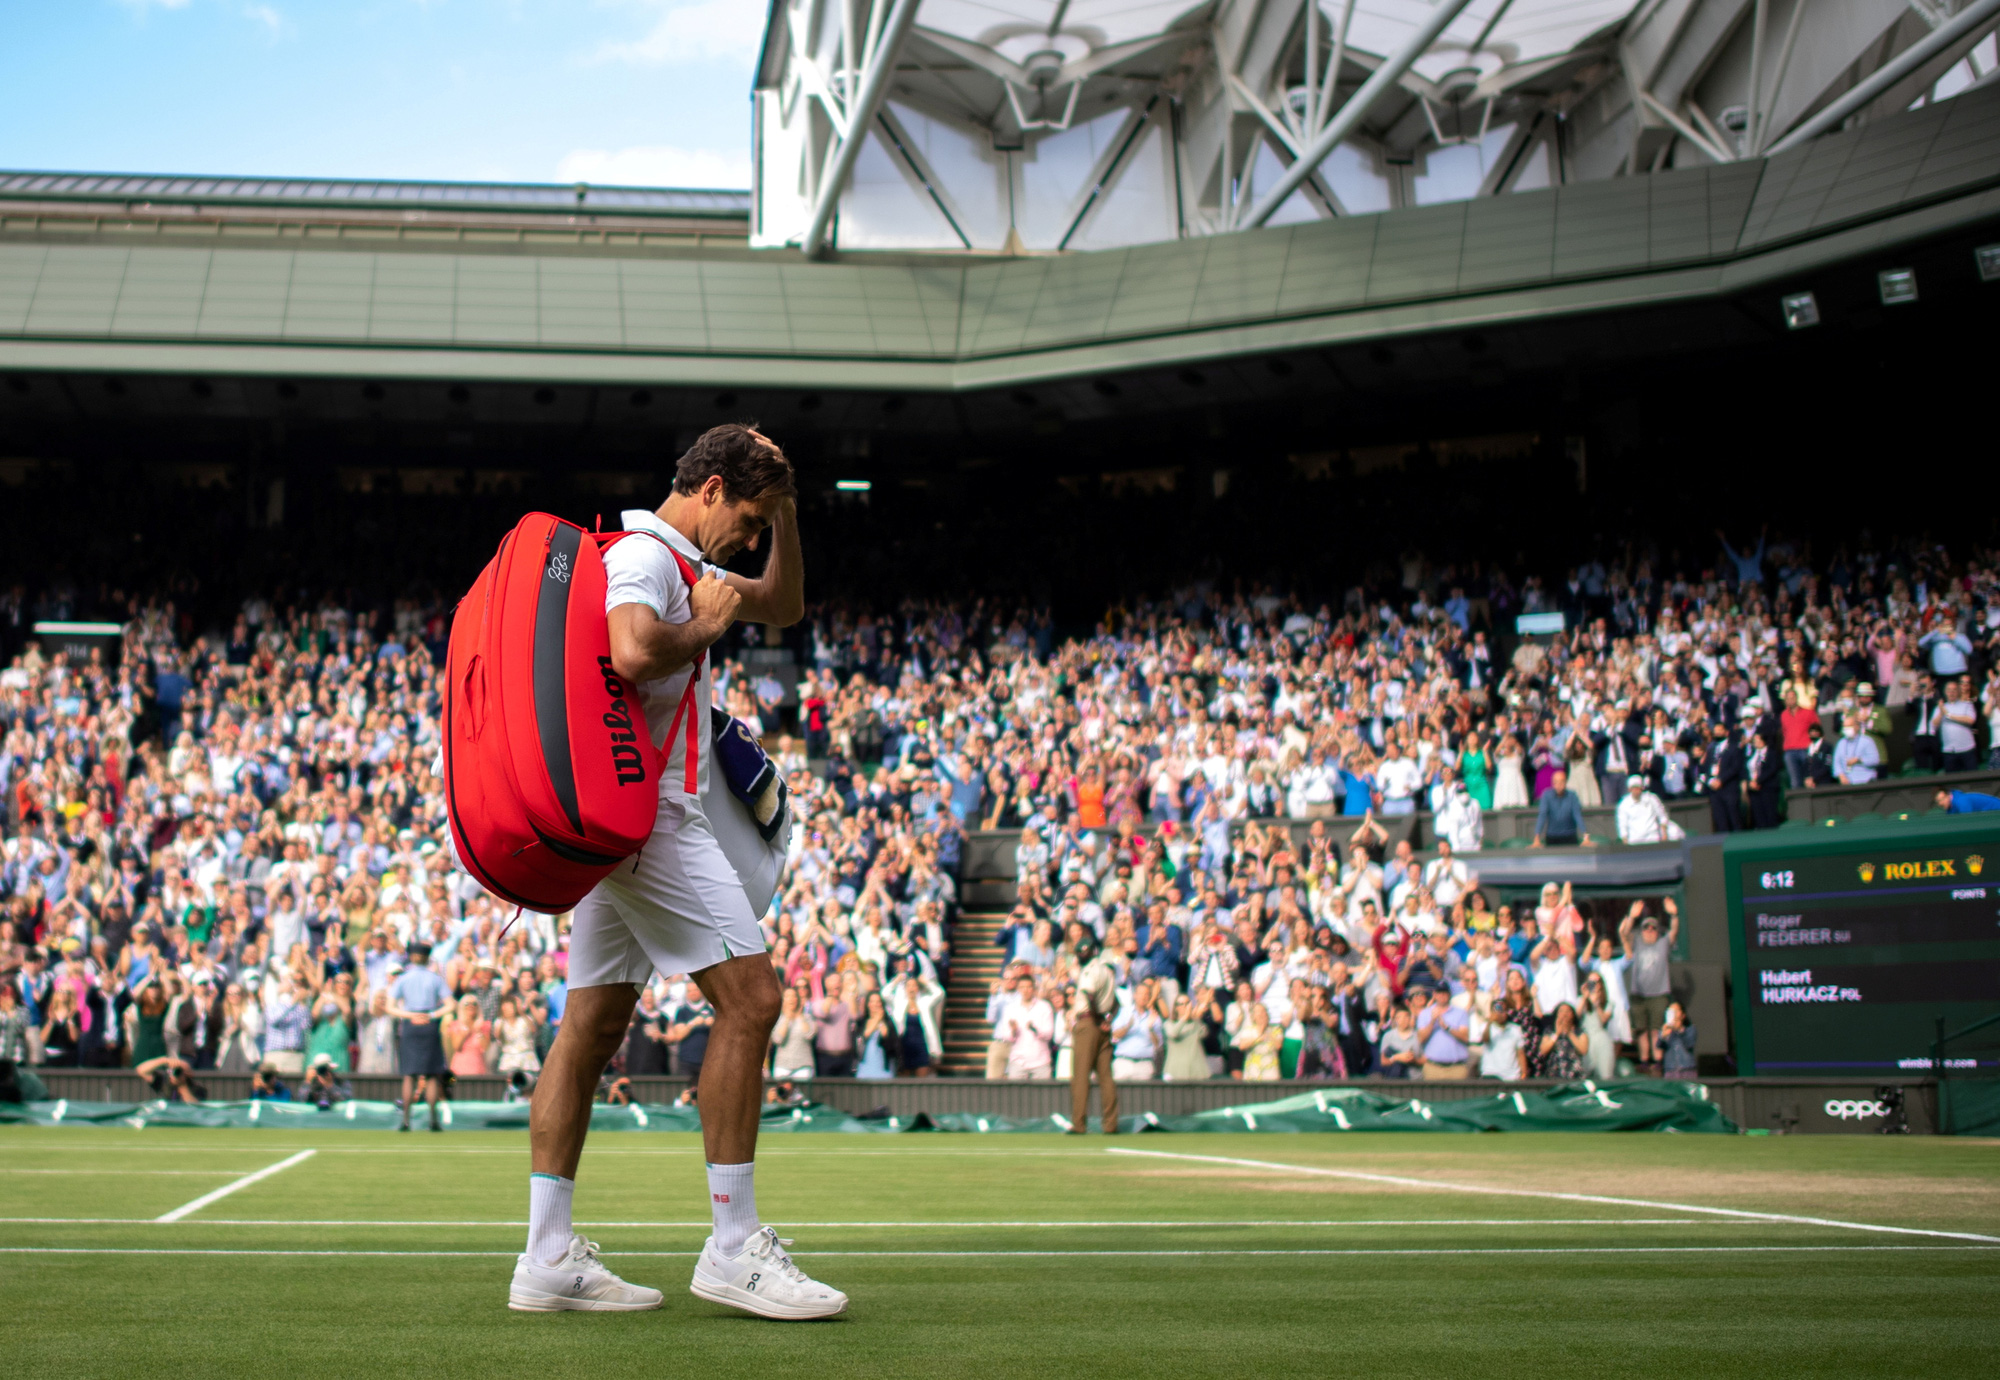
[690, 1227, 848, 1320]
[508, 1234, 664, 1312]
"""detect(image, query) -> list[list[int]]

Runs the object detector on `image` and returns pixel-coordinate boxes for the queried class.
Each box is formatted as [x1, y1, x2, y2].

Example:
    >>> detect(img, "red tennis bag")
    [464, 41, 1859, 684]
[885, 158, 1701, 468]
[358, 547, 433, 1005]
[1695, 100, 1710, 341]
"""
[442, 512, 701, 913]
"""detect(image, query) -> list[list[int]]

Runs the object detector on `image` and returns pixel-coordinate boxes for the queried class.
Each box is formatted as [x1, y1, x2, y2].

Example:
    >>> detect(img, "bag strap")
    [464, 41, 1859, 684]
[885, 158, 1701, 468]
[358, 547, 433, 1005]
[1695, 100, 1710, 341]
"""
[599, 526, 712, 795]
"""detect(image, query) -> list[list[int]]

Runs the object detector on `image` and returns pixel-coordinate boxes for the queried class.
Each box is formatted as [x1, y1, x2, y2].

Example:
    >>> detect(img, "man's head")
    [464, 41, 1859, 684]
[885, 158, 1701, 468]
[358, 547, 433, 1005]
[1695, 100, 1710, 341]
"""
[665, 424, 796, 563]
[1627, 773, 1645, 795]
[1551, 767, 1568, 792]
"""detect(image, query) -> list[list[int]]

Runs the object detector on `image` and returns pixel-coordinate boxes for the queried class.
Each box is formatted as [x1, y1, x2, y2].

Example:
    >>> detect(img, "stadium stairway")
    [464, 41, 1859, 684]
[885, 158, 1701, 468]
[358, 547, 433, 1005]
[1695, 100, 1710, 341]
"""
[941, 906, 1008, 1077]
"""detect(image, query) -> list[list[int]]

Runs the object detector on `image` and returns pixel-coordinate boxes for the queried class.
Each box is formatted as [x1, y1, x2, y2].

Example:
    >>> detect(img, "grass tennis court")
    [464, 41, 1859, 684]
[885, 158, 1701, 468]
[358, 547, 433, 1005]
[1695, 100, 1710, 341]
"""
[3, 1128, 1997, 1379]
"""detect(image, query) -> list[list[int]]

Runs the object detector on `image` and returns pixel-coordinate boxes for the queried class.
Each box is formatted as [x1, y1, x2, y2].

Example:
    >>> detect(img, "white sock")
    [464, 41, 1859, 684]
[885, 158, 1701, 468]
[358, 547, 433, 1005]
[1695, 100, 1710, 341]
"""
[707, 1161, 758, 1256]
[527, 1173, 575, 1266]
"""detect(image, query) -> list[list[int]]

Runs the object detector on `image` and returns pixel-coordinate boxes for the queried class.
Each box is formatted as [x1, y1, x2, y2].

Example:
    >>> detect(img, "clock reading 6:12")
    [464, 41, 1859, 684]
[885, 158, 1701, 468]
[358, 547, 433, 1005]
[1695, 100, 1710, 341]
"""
[1759, 870, 1796, 891]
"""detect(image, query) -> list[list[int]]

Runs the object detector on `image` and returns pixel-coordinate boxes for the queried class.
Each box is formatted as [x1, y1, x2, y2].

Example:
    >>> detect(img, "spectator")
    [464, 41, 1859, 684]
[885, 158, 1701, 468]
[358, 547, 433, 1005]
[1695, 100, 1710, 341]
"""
[1161, 993, 1211, 1081]
[1537, 1002, 1589, 1080]
[1531, 768, 1589, 847]
[1778, 688, 1817, 788]
[1940, 679, 1980, 773]
[1620, 901, 1678, 1073]
[853, 992, 897, 1080]
[1374, 1003, 1422, 1080]
[492, 994, 541, 1079]
[1658, 1002, 1698, 1080]
[667, 991, 715, 1080]
[445, 994, 490, 1077]
[768, 987, 818, 1080]
[997, 973, 1055, 1079]
[1109, 979, 1164, 1081]
[1615, 774, 1676, 844]
[1832, 714, 1881, 785]
[1937, 788, 2000, 813]
[1414, 986, 1471, 1080]
[1470, 1001, 1525, 1081]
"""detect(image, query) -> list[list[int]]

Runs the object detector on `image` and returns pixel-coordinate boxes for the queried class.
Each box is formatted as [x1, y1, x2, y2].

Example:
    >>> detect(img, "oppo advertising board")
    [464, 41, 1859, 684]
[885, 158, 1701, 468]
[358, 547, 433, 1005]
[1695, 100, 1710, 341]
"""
[1725, 814, 2000, 1076]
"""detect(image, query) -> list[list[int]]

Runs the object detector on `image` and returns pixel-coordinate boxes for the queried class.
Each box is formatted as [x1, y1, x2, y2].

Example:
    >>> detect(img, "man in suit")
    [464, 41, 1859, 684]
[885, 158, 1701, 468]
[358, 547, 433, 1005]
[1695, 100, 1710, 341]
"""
[1704, 718, 1745, 833]
[1909, 673, 1944, 773]
[1326, 963, 1373, 1077]
[1744, 706, 1784, 830]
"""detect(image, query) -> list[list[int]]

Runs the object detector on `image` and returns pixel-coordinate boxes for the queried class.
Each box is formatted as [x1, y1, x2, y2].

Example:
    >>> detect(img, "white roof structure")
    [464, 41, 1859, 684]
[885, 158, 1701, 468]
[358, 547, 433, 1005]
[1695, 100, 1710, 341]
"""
[752, 0, 2000, 253]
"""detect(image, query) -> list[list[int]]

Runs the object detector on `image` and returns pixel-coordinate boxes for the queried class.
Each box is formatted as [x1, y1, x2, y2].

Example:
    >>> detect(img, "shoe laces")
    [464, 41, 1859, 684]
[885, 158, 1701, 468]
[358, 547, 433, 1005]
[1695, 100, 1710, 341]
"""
[565, 1236, 609, 1272]
[746, 1227, 809, 1284]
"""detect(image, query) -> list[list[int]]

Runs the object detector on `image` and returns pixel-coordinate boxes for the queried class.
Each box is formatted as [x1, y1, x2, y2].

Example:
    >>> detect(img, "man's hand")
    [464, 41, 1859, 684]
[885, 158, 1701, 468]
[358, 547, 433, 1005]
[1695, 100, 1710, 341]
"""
[689, 571, 741, 635]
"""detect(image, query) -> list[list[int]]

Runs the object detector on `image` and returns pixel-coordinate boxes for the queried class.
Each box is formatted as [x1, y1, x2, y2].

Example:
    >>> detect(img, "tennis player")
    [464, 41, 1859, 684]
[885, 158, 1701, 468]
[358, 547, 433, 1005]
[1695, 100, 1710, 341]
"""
[507, 425, 845, 1319]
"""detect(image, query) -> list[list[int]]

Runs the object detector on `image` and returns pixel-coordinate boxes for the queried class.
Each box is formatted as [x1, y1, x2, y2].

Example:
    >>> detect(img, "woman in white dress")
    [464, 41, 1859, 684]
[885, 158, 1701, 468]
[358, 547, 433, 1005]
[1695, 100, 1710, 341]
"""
[1564, 732, 1601, 805]
[492, 995, 542, 1076]
[355, 989, 397, 1075]
[1492, 734, 1531, 809]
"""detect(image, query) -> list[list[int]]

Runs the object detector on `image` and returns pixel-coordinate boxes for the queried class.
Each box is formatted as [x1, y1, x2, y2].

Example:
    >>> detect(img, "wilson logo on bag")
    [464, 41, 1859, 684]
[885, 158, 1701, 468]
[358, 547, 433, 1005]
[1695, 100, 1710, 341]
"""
[442, 512, 699, 913]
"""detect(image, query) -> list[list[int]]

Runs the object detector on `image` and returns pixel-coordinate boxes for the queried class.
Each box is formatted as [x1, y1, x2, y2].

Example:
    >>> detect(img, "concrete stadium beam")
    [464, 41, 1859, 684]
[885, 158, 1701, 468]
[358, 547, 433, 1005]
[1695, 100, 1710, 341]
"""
[1764, 0, 2000, 153]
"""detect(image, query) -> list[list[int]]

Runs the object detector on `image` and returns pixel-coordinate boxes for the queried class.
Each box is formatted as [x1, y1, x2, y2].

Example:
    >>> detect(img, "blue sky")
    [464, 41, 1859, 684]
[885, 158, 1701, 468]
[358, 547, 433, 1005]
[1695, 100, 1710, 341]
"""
[0, 0, 764, 188]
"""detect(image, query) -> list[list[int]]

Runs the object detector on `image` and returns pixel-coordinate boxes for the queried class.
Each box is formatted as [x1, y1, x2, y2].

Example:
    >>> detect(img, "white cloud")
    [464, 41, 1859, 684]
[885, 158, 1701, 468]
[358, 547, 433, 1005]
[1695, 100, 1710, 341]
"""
[117, 0, 193, 11]
[556, 144, 751, 189]
[244, 4, 283, 36]
[594, 0, 765, 65]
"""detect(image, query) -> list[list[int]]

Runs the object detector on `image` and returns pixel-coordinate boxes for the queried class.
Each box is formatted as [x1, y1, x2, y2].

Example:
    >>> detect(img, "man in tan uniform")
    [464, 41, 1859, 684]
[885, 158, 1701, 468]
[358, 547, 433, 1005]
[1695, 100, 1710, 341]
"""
[1068, 935, 1120, 1134]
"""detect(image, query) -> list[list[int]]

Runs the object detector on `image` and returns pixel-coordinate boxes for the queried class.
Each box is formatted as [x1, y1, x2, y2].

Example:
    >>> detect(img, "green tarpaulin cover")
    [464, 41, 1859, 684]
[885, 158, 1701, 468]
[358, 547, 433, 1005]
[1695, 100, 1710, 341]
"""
[0, 1079, 1735, 1134]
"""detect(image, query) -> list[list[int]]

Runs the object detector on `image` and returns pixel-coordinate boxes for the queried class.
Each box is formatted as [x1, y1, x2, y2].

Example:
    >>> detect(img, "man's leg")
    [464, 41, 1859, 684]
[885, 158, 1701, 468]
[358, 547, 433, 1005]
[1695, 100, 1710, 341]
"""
[399, 1074, 414, 1129]
[1069, 1020, 1096, 1132]
[425, 1075, 444, 1128]
[689, 954, 782, 1255]
[525, 983, 639, 1262]
[1095, 1028, 1118, 1134]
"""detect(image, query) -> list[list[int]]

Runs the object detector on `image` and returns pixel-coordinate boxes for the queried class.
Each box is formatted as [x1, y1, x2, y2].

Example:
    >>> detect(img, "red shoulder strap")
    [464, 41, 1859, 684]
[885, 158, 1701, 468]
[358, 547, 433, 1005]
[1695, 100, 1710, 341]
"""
[600, 528, 705, 793]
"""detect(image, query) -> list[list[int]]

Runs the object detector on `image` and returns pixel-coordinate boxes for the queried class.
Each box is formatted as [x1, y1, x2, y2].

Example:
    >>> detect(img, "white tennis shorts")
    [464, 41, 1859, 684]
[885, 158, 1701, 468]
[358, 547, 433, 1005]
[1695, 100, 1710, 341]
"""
[568, 796, 769, 990]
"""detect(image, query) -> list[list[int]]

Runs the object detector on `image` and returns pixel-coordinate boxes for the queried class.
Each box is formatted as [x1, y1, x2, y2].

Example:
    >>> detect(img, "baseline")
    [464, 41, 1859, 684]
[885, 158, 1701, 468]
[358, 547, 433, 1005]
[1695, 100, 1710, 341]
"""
[1106, 1148, 2000, 1245]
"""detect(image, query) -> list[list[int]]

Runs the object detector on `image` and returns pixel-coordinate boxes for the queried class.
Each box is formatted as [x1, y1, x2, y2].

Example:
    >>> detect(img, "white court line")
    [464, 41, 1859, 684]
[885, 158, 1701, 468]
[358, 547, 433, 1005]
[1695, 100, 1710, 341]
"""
[0, 1136, 1096, 1152]
[0, 1169, 240, 1176]
[1108, 1148, 2000, 1245]
[153, 1150, 317, 1223]
[0, 1217, 1745, 1229]
[2, 1245, 1993, 1260]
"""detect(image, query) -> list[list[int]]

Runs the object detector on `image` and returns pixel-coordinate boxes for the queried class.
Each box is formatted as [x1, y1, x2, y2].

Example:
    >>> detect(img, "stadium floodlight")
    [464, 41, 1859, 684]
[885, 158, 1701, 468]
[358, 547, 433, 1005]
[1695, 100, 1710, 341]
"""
[1976, 245, 2000, 282]
[835, 479, 872, 492]
[1876, 268, 1917, 305]
[1780, 292, 1820, 329]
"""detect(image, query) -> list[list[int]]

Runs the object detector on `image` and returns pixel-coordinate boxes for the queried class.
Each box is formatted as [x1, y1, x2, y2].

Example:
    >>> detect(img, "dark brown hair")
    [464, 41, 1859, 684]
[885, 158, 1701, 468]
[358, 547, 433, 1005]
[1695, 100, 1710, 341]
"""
[672, 423, 797, 502]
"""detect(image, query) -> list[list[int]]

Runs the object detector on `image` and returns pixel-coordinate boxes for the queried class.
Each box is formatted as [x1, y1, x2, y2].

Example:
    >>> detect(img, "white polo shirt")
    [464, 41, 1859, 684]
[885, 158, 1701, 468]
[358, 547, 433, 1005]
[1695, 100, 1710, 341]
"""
[605, 508, 723, 800]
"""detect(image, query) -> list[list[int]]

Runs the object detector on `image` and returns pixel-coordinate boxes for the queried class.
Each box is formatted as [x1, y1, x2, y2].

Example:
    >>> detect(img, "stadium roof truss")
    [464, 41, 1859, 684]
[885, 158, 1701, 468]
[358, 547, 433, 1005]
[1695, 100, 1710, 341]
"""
[752, 0, 2000, 253]
[0, 0, 1994, 392]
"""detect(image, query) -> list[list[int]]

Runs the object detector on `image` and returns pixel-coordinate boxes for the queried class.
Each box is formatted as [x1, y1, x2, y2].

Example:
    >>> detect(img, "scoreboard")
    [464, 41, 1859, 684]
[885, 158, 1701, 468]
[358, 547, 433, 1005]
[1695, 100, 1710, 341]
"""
[1725, 813, 2000, 1075]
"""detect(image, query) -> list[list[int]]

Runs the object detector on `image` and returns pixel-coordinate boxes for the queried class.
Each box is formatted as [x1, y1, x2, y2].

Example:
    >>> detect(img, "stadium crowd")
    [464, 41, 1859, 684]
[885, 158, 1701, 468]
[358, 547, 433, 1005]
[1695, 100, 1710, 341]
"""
[1, 528, 1997, 1092]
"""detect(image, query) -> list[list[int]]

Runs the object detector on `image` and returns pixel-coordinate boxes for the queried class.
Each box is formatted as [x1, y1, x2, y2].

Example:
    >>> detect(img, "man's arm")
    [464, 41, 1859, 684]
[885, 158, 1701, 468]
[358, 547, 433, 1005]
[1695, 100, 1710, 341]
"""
[607, 577, 739, 683]
[724, 497, 804, 627]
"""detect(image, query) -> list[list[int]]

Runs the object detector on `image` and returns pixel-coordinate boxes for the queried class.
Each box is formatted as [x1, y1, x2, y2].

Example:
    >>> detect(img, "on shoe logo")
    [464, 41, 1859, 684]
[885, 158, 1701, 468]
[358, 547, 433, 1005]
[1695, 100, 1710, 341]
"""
[571, 1275, 586, 1294]
[748, 1272, 761, 1292]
